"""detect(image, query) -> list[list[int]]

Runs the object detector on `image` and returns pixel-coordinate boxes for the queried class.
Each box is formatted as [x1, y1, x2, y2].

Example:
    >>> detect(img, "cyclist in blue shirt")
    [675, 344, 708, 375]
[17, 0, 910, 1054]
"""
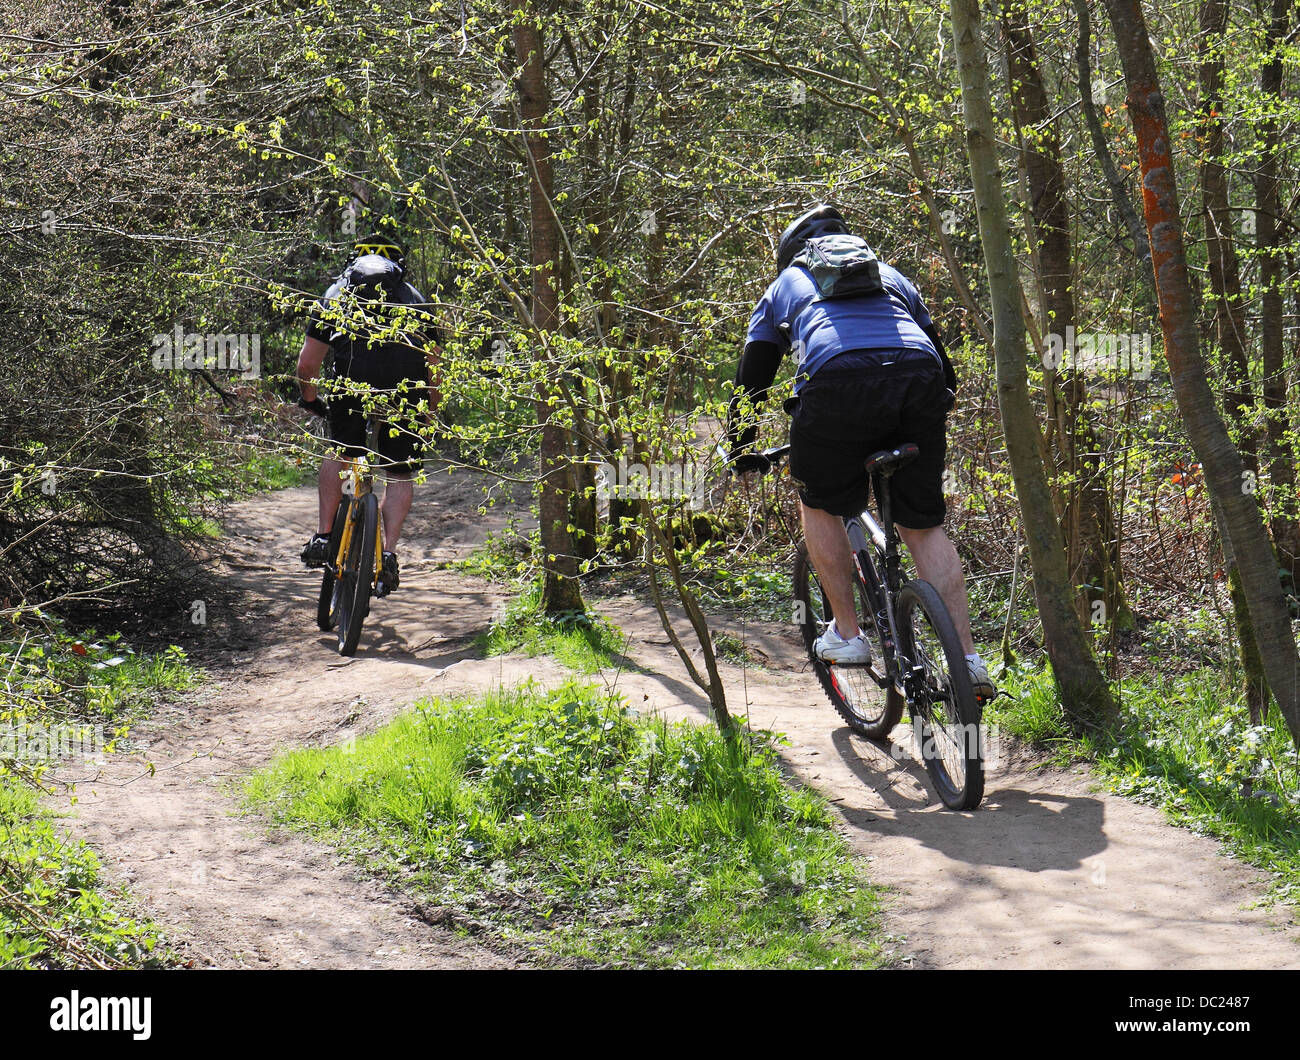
[727, 205, 992, 696]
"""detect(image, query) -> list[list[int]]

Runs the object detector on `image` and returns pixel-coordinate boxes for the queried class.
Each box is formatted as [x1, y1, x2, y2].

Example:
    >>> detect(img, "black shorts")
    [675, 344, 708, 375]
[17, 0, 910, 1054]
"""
[788, 349, 953, 526]
[326, 344, 428, 475]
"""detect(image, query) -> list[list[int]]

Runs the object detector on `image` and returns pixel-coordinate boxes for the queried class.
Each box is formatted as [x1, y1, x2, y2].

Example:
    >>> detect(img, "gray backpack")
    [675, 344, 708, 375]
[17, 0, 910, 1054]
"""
[791, 234, 884, 300]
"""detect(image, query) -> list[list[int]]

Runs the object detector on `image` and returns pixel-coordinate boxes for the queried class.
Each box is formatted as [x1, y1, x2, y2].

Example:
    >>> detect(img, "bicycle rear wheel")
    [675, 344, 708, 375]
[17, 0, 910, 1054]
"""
[793, 545, 904, 739]
[896, 579, 983, 809]
[336, 493, 378, 656]
[317, 504, 349, 631]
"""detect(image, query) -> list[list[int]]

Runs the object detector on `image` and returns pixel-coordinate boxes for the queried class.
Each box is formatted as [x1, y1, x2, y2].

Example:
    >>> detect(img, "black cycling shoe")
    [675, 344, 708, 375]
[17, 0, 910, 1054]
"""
[375, 551, 400, 597]
[301, 533, 331, 568]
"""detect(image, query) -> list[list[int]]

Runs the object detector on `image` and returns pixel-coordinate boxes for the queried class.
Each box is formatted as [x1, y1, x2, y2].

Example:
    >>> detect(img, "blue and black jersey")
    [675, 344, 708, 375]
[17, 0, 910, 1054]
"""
[745, 261, 941, 394]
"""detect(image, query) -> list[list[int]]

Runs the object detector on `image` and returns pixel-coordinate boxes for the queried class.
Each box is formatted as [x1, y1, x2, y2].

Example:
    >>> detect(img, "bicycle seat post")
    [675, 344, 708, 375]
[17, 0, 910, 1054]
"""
[872, 470, 898, 586]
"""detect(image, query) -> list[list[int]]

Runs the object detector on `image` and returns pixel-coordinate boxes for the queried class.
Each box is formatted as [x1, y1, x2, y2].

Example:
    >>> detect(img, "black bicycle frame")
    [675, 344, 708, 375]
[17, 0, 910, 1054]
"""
[843, 469, 927, 706]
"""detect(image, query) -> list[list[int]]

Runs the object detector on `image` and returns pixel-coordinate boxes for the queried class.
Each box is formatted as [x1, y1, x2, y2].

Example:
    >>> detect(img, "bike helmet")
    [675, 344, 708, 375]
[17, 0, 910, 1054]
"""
[348, 233, 407, 269]
[340, 253, 406, 302]
[775, 204, 850, 274]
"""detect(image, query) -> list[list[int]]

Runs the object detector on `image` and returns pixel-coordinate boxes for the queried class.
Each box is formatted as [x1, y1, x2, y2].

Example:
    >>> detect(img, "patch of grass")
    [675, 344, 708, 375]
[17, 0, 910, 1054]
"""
[712, 630, 765, 667]
[1, 618, 197, 965]
[245, 680, 887, 968]
[985, 664, 1081, 756]
[696, 563, 796, 623]
[0, 784, 170, 969]
[447, 522, 532, 583]
[988, 662, 1300, 905]
[477, 585, 627, 675]
[174, 514, 222, 538]
[238, 449, 316, 493]
[1, 619, 198, 734]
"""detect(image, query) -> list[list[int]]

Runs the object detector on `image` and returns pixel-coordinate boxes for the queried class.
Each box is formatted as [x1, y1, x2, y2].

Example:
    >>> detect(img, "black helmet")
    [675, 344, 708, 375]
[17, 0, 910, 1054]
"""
[776, 204, 850, 274]
[341, 253, 405, 302]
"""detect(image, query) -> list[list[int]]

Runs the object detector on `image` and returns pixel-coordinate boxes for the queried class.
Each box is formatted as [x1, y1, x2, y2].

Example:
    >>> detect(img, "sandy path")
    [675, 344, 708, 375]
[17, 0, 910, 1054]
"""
[46, 469, 1300, 968]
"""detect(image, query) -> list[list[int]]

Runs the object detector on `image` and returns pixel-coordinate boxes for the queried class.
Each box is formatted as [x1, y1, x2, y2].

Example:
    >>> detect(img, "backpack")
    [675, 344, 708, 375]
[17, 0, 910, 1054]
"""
[790, 234, 884, 300]
[789, 234, 959, 394]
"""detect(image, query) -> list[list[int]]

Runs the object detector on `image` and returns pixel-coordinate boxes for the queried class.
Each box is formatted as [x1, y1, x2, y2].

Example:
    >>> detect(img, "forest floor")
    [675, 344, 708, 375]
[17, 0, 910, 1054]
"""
[44, 463, 1300, 968]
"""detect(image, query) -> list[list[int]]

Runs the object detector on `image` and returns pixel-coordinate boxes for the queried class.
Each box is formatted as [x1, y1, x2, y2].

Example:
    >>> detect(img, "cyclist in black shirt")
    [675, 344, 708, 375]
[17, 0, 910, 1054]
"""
[296, 238, 440, 596]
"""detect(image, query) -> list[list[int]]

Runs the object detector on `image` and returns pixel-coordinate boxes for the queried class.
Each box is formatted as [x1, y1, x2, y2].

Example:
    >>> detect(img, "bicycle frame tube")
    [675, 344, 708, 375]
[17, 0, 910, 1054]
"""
[844, 470, 910, 694]
[330, 457, 385, 588]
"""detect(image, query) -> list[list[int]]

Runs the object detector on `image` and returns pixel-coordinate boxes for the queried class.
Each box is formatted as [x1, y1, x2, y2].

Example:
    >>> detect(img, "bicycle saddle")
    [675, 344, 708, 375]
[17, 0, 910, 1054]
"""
[864, 443, 919, 476]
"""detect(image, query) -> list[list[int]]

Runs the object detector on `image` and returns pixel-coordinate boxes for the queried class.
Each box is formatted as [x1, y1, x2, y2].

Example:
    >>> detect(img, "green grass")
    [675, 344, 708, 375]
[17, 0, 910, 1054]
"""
[244, 679, 887, 968]
[1, 619, 196, 967]
[238, 449, 316, 493]
[477, 585, 628, 674]
[712, 630, 767, 667]
[446, 523, 533, 583]
[1, 621, 198, 739]
[989, 663, 1300, 905]
[0, 784, 170, 969]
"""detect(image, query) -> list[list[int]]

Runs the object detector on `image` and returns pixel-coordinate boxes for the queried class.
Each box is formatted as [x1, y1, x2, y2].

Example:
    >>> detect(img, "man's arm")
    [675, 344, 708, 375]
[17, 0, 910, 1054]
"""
[725, 339, 784, 472]
[921, 321, 958, 395]
[297, 336, 331, 402]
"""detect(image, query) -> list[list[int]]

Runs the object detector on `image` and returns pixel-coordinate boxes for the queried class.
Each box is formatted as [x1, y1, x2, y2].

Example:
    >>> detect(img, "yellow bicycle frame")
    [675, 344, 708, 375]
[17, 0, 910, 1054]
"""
[330, 454, 385, 589]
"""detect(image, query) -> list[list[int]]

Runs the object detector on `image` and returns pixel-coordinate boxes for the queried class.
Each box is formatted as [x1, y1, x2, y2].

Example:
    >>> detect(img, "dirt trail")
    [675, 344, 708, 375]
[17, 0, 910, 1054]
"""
[48, 467, 1300, 968]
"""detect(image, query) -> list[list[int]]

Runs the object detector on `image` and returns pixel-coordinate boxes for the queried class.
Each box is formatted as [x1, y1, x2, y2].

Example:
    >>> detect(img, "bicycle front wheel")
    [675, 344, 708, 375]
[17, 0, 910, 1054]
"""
[336, 493, 378, 656]
[896, 579, 983, 810]
[793, 545, 903, 739]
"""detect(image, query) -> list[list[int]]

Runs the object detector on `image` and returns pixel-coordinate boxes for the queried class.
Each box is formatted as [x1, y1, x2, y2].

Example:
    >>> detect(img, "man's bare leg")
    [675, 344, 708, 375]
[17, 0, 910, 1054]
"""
[380, 473, 414, 551]
[318, 457, 344, 534]
[801, 501, 861, 639]
[896, 523, 975, 654]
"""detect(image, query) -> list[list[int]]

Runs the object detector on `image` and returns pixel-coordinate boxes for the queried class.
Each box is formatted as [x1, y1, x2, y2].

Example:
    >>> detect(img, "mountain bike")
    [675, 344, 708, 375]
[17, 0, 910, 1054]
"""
[317, 416, 385, 656]
[763, 442, 985, 810]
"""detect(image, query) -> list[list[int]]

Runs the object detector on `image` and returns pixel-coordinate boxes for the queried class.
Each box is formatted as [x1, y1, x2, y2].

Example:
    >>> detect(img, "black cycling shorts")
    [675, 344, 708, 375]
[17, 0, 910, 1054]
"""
[326, 343, 428, 475]
[788, 348, 953, 526]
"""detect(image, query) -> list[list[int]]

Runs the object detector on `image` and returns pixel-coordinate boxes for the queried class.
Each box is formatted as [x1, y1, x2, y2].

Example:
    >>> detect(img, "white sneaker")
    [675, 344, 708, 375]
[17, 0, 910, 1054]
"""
[814, 622, 872, 665]
[966, 654, 995, 698]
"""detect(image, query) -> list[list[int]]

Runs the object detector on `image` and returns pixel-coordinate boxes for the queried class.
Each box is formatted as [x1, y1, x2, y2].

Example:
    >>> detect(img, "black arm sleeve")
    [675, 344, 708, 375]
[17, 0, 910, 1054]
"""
[725, 339, 784, 464]
[922, 322, 958, 394]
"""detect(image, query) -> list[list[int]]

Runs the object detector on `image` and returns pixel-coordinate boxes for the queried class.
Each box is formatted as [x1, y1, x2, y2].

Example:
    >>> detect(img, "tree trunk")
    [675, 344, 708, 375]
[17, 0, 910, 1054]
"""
[1257, 0, 1300, 580]
[1197, 0, 1256, 478]
[1073, 0, 1154, 294]
[1101, 0, 1300, 746]
[1002, 6, 1131, 632]
[951, 0, 1118, 730]
[514, 14, 585, 615]
[1195, 0, 1270, 716]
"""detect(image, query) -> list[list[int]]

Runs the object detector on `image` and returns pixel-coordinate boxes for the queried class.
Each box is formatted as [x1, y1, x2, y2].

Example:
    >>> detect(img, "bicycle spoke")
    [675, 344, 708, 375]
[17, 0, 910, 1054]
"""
[899, 580, 982, 808]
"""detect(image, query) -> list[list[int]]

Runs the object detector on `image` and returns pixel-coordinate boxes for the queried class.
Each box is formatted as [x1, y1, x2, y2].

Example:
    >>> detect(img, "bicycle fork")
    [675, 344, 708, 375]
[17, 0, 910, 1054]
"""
[331, 474, 385, 589]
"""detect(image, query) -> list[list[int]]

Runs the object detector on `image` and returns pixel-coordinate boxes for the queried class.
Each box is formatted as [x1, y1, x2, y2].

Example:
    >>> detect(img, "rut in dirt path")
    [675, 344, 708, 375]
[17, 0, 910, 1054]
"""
[48, 468, 1300, 969]
[46, 469, 533, 969]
